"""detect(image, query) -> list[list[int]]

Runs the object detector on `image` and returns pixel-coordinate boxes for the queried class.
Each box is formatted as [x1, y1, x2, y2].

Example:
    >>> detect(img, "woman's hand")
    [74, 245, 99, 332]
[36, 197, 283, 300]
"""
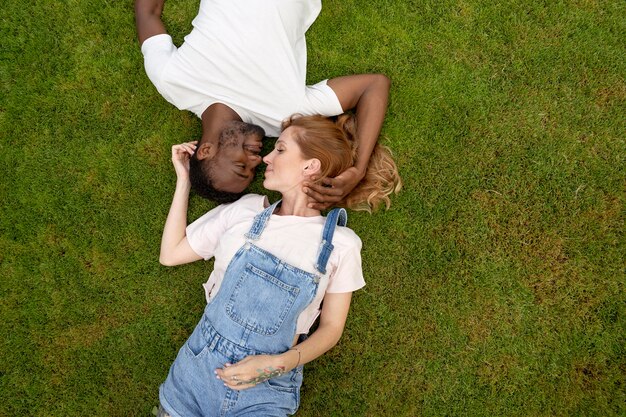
[214, 354, 289, 391]
[171, 141, 198, 183]
[303, 167, 364, 210]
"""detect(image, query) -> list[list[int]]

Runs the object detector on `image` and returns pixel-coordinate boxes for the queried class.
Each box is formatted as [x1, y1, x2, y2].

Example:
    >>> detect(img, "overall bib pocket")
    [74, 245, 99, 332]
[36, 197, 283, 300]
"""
[226, 263, 300, 335]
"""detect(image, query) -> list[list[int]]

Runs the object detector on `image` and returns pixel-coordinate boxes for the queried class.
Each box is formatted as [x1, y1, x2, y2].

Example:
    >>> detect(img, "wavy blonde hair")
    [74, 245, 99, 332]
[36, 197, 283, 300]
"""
[282, 114, 402, 212]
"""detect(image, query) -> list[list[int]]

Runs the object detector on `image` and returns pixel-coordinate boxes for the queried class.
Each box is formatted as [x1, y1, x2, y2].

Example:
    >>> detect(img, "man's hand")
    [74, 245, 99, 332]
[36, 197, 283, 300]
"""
[303, 167, 364, 210]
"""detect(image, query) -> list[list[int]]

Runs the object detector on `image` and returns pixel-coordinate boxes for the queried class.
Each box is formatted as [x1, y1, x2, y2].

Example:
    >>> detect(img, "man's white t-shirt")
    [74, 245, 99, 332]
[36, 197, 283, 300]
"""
[141, 0, 344, 137]
[186, 194, 365, 335]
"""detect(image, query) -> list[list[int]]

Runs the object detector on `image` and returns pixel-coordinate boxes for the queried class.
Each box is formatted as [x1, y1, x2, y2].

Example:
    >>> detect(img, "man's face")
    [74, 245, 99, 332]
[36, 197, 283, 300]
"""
[208, 125, 264, 193]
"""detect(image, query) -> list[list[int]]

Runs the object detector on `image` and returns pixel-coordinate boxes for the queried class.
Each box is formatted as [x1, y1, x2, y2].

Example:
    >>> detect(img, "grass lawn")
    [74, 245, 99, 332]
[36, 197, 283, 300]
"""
[1, 0, 624, 415]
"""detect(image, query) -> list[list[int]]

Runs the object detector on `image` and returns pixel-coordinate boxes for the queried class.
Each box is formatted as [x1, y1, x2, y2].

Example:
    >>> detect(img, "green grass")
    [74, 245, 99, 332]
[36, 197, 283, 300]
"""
[1, 0, 624, 415]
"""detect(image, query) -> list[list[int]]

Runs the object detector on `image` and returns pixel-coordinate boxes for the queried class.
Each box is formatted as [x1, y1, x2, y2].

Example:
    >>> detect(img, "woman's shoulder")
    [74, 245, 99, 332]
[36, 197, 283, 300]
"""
[235, 193, 268, 208]
[331, 224, 362, 251]
[221, 194, 267, 220]
[203, 194, 267, 224]
[219, 193, 267, 213]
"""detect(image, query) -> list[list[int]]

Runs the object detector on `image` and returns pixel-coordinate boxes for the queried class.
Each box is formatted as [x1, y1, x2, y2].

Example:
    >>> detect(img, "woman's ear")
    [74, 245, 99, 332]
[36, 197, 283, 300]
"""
[303, 158, 321, 177]
[196, 142, 218, 160]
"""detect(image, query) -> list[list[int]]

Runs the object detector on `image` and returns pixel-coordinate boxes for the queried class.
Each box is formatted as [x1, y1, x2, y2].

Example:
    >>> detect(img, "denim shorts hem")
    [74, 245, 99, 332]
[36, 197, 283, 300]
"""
[158, 386, 184, 417]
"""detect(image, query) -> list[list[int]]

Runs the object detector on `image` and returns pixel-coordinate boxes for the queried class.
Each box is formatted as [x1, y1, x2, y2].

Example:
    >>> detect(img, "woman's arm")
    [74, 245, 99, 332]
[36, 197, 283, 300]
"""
[304, 74, 391, 210]
[215, 292, 353, 390]
[159, 142, 203, 266]
[282, 291, 353, 366]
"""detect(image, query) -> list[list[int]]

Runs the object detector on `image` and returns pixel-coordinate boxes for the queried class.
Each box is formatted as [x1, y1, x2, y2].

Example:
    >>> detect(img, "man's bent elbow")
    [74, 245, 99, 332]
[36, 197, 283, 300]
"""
[374, 74, 391, 92]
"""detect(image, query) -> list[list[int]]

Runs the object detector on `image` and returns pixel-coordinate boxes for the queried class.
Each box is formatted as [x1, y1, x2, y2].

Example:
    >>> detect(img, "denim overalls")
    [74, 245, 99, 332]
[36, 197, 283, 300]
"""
[160, 200, 347, 417]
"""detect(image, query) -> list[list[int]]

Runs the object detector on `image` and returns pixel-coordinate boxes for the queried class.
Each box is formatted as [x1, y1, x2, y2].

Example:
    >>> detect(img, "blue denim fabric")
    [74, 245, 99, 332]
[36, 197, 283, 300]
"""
[160, 201, 347, 417]
[314, 207, 347, 274]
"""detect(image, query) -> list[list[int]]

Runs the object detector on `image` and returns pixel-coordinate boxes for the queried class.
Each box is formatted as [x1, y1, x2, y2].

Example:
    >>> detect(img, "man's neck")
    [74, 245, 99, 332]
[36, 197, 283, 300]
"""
[200, 103, 242, 145]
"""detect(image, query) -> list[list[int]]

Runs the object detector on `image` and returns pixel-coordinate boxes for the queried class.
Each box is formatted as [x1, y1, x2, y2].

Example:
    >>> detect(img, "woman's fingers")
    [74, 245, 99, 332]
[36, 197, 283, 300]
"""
[215, 367, 256, 390]
[214, 356, 285, 391]
[172, 141, 197, 157]
[214, 363, 238, 381]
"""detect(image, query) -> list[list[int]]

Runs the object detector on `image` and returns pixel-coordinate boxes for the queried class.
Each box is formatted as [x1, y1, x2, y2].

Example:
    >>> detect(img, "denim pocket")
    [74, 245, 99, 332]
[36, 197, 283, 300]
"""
[183, 319, 210, 358]
[265, 370, 301, 414]
[226, 263, 300, 335]
[265, 374, 297, 393]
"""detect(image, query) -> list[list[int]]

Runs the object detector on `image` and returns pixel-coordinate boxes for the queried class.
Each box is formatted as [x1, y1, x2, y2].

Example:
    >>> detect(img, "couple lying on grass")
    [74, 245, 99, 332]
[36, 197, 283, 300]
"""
[136, 0, 401, 415]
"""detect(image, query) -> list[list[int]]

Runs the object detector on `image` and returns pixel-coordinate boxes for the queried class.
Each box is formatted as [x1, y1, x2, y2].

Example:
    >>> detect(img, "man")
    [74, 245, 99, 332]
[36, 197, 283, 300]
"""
[135, 0, 390, 208]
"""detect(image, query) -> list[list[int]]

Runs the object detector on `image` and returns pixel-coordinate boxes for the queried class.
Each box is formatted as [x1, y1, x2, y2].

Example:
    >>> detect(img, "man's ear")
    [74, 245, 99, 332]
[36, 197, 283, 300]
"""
[196, 142, 217, 160]
[303, 158, 321, 177]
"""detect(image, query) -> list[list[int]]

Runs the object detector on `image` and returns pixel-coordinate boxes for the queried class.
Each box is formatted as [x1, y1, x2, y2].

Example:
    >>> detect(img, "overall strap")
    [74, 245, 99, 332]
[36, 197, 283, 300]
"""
[245, 199, 281, 241]
[315, 208, 348, 274]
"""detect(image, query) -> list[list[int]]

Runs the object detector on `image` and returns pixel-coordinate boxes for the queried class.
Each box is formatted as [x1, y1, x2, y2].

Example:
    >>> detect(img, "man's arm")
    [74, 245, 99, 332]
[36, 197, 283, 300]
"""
[304, 74, 391, 210]
[135, 0, 167, 45]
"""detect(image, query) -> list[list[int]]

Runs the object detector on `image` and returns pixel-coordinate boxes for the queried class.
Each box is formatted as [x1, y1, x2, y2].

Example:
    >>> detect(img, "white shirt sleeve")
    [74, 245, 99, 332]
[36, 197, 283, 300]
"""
[326, 234, 365, 293]
[299, 79, 344, 117]
[186, 203, 232, 260]
[186, 194, 265, 260]
[140, 34, 177, 104]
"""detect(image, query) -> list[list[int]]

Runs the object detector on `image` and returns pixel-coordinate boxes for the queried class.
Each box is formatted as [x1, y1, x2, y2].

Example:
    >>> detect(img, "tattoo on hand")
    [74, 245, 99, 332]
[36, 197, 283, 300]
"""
[237, 366, 285, 386]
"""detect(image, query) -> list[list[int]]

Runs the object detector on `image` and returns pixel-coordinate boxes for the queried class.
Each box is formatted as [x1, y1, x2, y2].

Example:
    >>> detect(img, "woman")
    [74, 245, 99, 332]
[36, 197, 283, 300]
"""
[158, 114, 401, 416]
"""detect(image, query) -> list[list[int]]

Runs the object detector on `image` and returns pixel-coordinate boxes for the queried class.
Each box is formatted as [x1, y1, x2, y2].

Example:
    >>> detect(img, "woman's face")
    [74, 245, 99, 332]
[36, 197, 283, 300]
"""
[262, 127, 308, 193]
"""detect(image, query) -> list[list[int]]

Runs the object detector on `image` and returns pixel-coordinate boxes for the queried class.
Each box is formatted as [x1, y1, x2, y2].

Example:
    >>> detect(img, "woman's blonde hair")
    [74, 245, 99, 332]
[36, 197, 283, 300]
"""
[282, 114, 402, 212]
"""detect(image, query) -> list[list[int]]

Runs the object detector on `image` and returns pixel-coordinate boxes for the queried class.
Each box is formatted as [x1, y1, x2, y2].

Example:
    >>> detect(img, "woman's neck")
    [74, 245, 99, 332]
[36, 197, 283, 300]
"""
[276, 191, 321, 217]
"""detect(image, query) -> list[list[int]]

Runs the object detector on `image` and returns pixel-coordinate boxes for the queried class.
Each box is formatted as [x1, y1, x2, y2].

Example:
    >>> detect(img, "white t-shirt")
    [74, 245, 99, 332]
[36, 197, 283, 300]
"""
[141, 0, 344, 137]
[186, 194, 365, 334]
